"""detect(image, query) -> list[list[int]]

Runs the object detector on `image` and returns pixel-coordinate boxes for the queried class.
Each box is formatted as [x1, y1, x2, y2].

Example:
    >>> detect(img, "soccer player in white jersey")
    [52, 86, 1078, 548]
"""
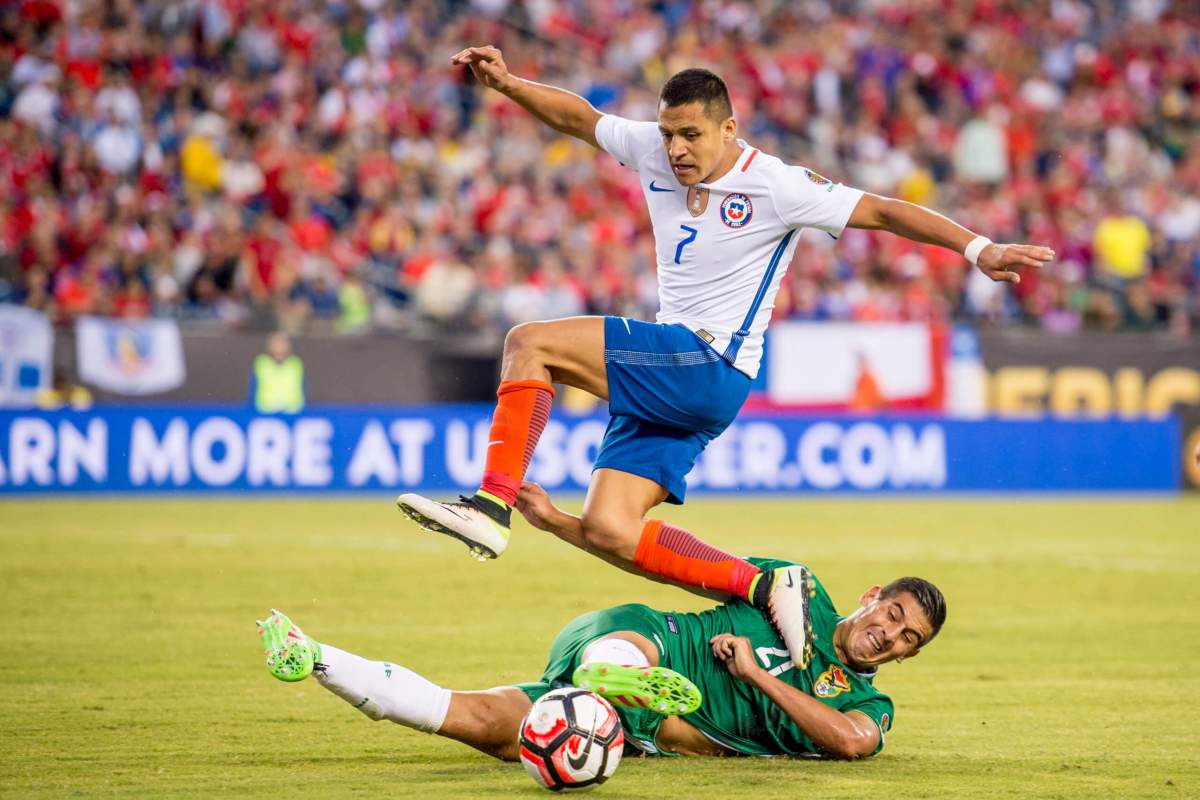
[398, 46, 1053, 668]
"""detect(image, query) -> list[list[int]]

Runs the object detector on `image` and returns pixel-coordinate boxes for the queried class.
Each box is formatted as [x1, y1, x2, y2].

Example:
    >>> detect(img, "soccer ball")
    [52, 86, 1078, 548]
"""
[518, 688, 624, 791]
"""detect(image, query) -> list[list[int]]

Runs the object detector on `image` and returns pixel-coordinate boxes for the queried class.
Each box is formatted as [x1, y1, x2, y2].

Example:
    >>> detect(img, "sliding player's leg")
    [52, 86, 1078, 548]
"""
[572, 632, 701, 716]
[529, 604, 702, 727]
[518, 611, 723, 757]
[397, 316, 607, 560]
[437, 688, 534, 761]
[257, 609, 531, 761]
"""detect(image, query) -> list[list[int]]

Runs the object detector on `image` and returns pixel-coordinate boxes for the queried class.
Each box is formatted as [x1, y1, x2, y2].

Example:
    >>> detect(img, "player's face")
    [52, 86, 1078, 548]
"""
[840, 588, 933, 670]
[657, 101, 736, 186]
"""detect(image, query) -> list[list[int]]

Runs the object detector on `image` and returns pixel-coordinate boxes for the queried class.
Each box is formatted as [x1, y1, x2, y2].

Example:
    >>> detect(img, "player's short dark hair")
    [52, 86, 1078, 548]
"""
[659, 68, 733, 122]
[880, 577, 946, 646]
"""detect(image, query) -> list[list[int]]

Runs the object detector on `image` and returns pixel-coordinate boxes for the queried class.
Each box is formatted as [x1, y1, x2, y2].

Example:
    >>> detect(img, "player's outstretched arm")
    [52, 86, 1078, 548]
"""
[514, 481, 665, 577]
[451, 45, 602, 148]
[711, 633, 880, 759]
[846, 193, 1055, 284]
[515, 482, 725, 601]
[515, 481, 589, 546]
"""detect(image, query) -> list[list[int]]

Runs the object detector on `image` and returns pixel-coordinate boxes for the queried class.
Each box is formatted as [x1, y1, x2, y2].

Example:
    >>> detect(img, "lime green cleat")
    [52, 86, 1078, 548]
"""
[257, 609, 321, 682]
[572, 662, 702, 716]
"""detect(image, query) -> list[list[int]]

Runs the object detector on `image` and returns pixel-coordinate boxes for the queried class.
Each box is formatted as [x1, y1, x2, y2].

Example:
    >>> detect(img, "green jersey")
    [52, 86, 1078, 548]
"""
[518, 558, 894, 757]
[657, 558, 893, 756]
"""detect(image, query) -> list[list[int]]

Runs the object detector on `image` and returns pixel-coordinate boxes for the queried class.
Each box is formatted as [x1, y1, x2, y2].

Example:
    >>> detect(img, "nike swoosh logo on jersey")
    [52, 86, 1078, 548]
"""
[648, 180, 674, 192]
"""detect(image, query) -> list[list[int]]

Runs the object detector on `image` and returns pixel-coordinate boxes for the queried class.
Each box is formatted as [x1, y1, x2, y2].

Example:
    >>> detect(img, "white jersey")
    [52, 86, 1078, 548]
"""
[595, 114, 864, 379]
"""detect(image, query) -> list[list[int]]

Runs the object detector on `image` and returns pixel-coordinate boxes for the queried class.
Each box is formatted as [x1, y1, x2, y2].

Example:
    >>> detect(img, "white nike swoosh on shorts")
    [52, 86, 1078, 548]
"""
[621, 317, 631, 335]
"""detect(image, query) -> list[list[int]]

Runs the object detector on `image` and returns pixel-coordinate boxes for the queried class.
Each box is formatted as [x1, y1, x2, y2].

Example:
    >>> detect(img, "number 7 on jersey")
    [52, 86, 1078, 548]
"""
[675, 225, 698, 264]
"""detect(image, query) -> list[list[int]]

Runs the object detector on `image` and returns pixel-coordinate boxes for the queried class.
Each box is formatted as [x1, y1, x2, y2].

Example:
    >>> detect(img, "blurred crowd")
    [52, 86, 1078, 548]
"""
[0, 0, 1197, 337]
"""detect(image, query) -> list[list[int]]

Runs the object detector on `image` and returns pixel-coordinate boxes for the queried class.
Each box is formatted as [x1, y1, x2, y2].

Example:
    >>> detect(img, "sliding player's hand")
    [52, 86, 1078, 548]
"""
[976, 243, 1055, 284]
[450, 45, 512, 92]
[710, 633, 762, 682]
[515, 481, 558, 532]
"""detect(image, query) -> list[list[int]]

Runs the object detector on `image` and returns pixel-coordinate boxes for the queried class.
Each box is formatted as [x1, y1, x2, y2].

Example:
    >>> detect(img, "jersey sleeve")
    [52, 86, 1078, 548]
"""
[594, 114, 661, 171]
[845, 694, 895, 755]
[744, 557, 798, 573]
[776, 165, 865, 237]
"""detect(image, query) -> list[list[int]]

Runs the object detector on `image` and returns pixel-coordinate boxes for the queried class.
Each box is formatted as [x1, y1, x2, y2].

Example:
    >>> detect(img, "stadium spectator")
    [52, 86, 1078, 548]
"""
[250, 330, 305, 413]
[0, 0, 1195, 336]
[1093, 203, 1153, 285]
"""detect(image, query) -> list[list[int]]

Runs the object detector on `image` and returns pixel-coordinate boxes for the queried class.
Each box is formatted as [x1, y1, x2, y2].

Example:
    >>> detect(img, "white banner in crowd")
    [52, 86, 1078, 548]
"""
[76, 316, 185, 396]
[0, 305, 53, 408]
[767, 322, 935, 407]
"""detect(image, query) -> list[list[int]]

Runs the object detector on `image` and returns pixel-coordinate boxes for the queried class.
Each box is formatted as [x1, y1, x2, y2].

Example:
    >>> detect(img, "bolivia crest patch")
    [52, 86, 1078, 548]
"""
[814, 665, 851, 698]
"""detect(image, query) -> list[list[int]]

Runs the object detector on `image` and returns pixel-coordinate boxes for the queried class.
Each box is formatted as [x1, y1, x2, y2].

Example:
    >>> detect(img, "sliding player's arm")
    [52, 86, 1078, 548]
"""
[451, 46, 602, 148]
[711, 633, 880, 759]
[514, 481, 589, 548]
[846, 193, 1055, 285]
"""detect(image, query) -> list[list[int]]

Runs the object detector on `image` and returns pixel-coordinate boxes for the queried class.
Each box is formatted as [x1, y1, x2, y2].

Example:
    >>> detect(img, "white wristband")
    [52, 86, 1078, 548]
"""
[964, 236, 992, 265]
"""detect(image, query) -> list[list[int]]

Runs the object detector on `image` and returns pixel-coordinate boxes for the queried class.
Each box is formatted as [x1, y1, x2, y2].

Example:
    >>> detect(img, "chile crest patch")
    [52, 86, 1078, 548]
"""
[720, 192, 753, 228]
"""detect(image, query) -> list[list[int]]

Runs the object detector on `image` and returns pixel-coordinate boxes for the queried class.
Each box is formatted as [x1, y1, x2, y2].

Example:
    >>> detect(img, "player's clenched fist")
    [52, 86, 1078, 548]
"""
[710, 633, 763, 682]
[450, 45, 512, 92]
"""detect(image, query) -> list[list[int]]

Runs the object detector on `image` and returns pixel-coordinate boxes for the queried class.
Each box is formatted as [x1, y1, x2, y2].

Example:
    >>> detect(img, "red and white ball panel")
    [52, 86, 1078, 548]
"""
[518, 688, 624, 791]
[521, 693, 574, 749]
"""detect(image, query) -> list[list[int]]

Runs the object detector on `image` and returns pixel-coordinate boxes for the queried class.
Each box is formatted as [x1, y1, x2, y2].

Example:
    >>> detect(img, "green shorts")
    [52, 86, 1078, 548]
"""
[514, 604, 675, 756]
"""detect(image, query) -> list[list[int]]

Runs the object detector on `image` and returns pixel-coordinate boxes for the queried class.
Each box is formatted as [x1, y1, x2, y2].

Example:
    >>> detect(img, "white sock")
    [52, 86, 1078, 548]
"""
[313, 643, 451, 733]
[580, 637, 651, 668]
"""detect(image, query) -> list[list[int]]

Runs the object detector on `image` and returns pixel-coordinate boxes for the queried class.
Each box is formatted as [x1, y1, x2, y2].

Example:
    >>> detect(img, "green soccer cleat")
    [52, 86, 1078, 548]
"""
[572, 662, 702, 716]
[257, 609, 321, 682]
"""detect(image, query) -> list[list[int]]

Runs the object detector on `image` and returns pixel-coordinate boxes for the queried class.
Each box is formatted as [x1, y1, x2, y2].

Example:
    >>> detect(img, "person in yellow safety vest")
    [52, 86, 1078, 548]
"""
[251, 332, 306, 413]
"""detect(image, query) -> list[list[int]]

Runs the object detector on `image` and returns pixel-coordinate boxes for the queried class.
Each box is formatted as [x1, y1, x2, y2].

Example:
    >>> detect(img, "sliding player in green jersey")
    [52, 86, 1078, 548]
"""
[512, 482, 945, 757]
[257, 485, 946, 760]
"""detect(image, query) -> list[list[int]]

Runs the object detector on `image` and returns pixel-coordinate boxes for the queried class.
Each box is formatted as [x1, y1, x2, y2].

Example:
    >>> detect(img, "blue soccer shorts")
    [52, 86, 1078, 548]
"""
[595, 316, 751, 504]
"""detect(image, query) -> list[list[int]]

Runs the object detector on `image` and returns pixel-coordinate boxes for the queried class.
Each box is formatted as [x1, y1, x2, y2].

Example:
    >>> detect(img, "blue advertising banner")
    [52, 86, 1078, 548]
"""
[0, 405, 1179, 494]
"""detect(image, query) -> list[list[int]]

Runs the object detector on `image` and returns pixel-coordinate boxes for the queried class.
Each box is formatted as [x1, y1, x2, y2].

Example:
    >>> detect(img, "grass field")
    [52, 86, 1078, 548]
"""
[1, 497, 1198, 799]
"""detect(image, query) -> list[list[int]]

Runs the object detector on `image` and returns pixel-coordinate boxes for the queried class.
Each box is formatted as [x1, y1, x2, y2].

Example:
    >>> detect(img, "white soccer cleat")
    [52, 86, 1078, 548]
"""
[396, 492, 511, 560]
[767, 565, 815, 669]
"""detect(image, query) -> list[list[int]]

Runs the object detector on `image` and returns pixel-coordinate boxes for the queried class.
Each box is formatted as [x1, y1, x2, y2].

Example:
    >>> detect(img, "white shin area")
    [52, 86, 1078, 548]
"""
[313, 643, 451, 733]
[580, 636, 651, 668]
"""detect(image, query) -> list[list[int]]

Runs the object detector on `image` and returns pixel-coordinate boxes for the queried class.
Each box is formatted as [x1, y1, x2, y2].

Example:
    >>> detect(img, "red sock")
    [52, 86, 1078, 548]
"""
[478, 379, 555, 506]
[634, 520, 761, 599]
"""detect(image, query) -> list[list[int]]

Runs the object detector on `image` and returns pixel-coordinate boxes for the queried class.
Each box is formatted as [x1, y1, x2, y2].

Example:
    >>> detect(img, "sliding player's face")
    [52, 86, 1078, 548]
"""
[657, 101, 736, 186]
[841, 588, 933, 669]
